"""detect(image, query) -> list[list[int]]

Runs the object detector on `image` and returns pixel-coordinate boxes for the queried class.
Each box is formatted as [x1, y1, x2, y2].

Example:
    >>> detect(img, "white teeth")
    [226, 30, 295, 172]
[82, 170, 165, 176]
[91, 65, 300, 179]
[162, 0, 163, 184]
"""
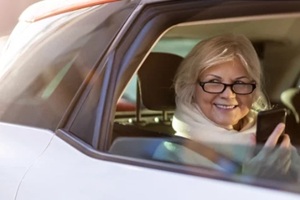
[215, 104, 236, 109]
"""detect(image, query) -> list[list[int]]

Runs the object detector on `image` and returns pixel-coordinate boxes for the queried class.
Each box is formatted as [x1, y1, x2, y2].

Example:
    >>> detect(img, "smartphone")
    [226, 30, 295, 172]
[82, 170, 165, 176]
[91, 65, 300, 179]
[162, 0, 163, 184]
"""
[256, 108, 287, 144]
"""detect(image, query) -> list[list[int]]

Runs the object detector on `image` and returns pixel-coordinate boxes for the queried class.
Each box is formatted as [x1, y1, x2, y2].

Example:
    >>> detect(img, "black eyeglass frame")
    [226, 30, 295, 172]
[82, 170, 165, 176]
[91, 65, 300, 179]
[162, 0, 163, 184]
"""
[198, 81, 256, 95]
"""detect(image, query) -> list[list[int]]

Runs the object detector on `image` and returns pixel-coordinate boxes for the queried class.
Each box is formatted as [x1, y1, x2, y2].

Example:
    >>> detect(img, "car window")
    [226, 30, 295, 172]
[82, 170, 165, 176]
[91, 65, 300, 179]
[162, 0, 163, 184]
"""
[68, 0, 139, 145]
[112, 12, 300, 192]
[0, 1, 135, 131]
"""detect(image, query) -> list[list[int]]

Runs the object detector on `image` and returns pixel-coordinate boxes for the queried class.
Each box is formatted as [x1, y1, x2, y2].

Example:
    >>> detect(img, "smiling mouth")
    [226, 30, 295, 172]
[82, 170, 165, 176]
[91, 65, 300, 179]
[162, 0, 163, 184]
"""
[214, 104, 237, 109]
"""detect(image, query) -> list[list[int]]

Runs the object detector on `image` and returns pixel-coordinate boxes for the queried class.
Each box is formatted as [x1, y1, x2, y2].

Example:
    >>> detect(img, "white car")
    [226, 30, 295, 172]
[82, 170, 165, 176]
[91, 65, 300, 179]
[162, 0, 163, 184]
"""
[0, 0, 300, 199]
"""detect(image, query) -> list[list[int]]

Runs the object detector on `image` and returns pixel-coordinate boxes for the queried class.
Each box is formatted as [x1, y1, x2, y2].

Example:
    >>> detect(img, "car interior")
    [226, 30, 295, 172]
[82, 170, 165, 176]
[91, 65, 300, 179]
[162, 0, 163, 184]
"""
[111, 13, 300, 162]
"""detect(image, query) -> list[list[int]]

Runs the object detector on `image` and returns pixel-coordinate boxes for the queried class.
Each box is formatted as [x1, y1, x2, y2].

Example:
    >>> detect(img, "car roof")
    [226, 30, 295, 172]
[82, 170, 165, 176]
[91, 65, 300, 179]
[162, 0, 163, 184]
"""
[20, 0, 121, 22]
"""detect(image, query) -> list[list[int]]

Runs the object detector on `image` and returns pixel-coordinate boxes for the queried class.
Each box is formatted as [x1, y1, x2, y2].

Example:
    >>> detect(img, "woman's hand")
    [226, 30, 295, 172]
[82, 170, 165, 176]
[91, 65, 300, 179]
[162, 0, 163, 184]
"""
[242, 123, 293, 180]
[265, 123, 290, 148]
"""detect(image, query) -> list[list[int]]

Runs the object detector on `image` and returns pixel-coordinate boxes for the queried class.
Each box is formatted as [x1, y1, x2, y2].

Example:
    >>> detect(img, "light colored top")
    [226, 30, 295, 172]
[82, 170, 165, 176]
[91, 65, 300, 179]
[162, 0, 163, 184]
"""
[154, 100, 300, 181]
[153, 100, 257, 170]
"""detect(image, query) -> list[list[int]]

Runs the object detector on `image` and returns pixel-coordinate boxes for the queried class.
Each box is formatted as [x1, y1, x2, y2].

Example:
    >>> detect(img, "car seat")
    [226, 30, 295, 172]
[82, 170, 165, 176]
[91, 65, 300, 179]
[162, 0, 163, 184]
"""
[112, 52, 183, 142]
[137, 52, 183, 123]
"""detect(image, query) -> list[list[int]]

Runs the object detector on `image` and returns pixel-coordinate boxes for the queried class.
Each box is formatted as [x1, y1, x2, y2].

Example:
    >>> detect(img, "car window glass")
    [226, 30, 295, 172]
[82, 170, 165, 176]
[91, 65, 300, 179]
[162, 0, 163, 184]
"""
[69, 1, 139, 145]
[0, 2, 136, 131]
[112, 13, 300, 190]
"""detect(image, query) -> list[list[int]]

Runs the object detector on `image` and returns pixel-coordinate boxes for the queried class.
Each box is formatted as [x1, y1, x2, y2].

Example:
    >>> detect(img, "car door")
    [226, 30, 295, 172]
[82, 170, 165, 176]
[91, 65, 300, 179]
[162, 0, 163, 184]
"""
[9, 0, 300, 199]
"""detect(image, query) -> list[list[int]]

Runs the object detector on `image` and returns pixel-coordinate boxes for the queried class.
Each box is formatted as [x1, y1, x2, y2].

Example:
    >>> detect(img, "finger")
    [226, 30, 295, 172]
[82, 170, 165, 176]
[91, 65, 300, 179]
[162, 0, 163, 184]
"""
[279, 134, 291, 149]
[275, 146, 291, 161]
[255, 145, 273, 159]
[282, 159, 292, 173]
[265, 123, 285, 147]
[276, 149, 292, 168]
[257, 135, 291, 162]
[273, 148, 292, 173]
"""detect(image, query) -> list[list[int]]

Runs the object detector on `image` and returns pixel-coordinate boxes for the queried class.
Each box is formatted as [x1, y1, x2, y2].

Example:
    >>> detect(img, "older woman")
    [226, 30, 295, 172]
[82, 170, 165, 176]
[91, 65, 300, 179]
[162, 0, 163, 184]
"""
[173, 34, 284, 145]
[155, 34, 299, 180]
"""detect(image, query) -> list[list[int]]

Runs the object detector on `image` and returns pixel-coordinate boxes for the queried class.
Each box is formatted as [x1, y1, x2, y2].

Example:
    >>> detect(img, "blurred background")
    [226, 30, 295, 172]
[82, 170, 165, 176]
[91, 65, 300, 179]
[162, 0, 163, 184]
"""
[0, 0, 39, 36]
[0, 0, 40, 54]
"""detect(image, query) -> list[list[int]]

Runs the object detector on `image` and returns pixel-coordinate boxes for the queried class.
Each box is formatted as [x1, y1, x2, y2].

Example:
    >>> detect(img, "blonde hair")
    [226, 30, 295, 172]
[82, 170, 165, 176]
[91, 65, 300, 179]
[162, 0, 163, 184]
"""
[174, 34, 269, 111]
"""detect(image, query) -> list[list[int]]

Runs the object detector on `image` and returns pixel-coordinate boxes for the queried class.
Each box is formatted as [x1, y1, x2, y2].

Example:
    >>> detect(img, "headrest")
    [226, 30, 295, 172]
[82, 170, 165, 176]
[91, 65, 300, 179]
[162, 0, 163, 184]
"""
[281, 87, 300, 123]
[137, 52, 183, 111]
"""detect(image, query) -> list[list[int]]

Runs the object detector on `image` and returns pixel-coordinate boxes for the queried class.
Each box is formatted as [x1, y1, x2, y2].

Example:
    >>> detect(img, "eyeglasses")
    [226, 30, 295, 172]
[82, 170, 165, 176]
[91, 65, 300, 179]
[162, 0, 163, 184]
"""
[198, 81, 256, 95]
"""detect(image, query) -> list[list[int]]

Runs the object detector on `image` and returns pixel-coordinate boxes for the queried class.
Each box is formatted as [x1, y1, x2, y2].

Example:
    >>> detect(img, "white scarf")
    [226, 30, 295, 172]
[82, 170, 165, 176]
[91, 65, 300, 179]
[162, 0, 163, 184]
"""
[154, 101, 256, 166]
[168, 102, 300, 174]
[172, 101, 257, 161]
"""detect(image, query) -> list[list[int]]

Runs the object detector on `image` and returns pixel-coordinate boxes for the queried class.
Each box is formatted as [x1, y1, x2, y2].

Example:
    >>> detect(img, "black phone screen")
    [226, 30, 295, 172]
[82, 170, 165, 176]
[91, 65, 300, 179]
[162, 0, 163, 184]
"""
[256, 108, 287, 144]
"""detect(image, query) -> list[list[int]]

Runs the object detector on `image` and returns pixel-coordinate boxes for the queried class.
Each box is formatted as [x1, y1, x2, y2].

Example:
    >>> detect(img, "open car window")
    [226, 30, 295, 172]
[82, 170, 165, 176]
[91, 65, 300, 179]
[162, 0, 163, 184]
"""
[112, 12, 300, 192]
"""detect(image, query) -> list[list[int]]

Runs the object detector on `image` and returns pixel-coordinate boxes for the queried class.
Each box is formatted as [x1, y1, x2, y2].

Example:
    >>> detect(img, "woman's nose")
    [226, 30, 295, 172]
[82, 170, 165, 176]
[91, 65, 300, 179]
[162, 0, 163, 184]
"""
[220, 85, 236, 98]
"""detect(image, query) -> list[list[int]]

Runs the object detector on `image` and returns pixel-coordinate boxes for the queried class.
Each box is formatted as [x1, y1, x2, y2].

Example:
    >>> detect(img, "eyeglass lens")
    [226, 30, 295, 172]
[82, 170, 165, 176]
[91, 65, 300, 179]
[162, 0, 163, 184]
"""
[200, 82, 255, 94]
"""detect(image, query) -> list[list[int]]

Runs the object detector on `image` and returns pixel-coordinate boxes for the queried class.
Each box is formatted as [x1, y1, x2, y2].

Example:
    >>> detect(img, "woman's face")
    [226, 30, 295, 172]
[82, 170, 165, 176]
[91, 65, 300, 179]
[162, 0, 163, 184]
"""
[194, 58, 254, 129]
